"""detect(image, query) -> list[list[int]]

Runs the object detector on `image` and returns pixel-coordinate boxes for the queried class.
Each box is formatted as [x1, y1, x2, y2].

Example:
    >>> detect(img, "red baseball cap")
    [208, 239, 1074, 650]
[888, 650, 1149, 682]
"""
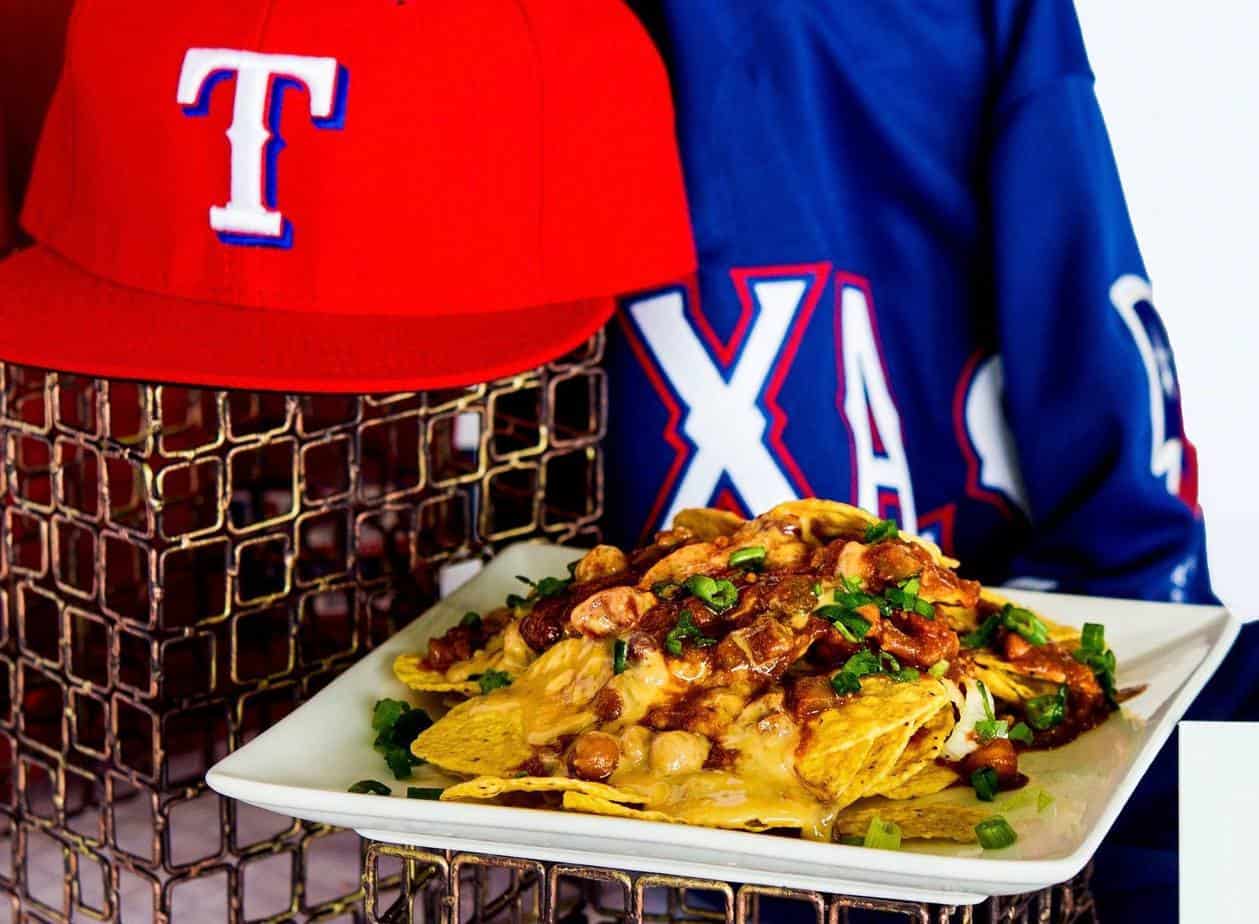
[0, 0, 695, 392]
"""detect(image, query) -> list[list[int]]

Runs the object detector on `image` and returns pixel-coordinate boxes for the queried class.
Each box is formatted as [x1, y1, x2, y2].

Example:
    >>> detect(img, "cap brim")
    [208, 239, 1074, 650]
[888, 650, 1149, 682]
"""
[0, 246, 613, 393]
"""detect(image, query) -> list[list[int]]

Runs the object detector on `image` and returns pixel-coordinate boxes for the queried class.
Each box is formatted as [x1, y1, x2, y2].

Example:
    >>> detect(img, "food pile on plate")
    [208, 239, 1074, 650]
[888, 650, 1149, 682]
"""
[375, 500, 1121, 849]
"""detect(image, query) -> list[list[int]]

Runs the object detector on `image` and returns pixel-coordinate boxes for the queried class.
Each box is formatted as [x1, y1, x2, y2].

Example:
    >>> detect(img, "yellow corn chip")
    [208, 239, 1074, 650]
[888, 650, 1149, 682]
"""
[562, 791, 678, 825]
[412, 637, 613, 776]
[796, 676, 951, 802]
[441, 775, 644, 805]
[834, 795, 990, 843]
[393, 620, 535, 696]
[875, 763, 960, 801]
[671, 507, 746, 540]
[871, 704, 955, 797]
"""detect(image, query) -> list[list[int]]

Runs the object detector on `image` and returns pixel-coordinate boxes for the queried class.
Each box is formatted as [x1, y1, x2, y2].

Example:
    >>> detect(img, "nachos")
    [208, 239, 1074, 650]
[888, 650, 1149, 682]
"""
[364, 500, 1122, 850]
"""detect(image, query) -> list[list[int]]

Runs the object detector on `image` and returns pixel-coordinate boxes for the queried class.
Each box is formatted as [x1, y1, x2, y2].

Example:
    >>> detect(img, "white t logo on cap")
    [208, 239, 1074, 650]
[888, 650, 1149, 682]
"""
[178, 48, 346, 247]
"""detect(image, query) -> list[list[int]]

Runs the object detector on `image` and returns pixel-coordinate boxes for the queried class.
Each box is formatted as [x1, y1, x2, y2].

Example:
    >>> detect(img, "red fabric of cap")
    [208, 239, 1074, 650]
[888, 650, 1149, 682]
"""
[0, 0, 695, 392]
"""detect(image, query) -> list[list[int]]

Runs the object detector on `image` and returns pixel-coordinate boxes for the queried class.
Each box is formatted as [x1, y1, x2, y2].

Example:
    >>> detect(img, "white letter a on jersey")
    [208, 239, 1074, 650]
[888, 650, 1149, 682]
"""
[837, 277, 918, 532]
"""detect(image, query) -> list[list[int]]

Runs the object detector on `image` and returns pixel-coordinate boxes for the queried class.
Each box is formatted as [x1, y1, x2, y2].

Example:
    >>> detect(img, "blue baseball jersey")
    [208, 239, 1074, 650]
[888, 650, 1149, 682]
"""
[605, 0, 1214, 607]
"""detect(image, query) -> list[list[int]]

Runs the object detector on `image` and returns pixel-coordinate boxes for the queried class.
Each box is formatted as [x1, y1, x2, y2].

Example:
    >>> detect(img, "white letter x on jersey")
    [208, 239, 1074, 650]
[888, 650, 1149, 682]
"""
[628, 280, 809, 526]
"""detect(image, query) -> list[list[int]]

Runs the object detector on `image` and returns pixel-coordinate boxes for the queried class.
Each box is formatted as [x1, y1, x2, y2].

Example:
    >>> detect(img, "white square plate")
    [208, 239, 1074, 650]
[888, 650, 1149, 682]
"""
[207, 542, 1239, 905]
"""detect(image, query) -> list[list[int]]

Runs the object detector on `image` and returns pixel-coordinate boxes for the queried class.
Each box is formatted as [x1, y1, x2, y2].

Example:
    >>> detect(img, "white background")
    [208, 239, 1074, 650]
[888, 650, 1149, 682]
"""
[1179, 722, 1259, 921]
[1076, 1, 1258, 617]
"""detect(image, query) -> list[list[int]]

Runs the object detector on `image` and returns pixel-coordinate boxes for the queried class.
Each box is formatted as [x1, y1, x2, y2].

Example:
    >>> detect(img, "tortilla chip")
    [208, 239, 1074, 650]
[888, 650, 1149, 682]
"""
[979, 590, 1078, 644]
[393, 654, 480, 696]
[412, 637, 613, 776]
[671, 508, 746, 540]
[563, 780, 821, 834]
[662, 771, 815, 829]
[834, 795, 990, 843]
[563, 791, 678, 825]
[765, 499, 956, 566]
[839, 723, 917, 807]
[970, 658, 1054, 704]
[410, 699, 532, 777]
[393, 621, 536, 697]
[442, 775, 644, 805]
[868, 705, 955, 797]
[876, 763, 960, 800]
[796, 677, 951, 802]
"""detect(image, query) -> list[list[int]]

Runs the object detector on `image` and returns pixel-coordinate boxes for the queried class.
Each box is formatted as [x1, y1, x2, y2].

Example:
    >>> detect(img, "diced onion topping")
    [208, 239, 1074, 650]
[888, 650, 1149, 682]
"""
[941, 679, 989, 760]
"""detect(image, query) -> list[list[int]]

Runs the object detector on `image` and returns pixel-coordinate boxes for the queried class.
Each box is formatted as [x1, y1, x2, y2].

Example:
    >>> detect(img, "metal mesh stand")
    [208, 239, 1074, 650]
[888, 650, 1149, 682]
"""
[0, 336, 606, 923]
[361, 846, 1097, 924]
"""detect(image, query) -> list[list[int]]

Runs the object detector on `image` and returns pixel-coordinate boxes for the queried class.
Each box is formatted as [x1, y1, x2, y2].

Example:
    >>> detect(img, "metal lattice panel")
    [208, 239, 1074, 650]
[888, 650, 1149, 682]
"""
[361, 846, 1097, 924]
[0, 337, 606, 923]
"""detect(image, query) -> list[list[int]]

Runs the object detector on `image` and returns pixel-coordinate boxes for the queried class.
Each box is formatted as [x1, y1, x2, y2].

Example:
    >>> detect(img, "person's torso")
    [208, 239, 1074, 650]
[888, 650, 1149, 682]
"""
[606, 0, 1029, 583]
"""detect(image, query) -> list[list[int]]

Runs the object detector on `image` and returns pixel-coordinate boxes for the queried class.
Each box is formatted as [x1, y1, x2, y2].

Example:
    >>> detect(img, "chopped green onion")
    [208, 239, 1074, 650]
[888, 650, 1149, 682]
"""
[971, 766, 999, 802]
[651, 581, 680, 600]
[372, 699, 431, 780]
[1008, 722, 1035, 745]
[863, 816, 902, 850]
[811, 582, 823, 597]
[613, 639, 629, 675]
[975, 816, 1017, 849]
[900, 577, 921, 596]
[975, 719, 1009, 743]
[383, 748, 415, 779]
[664, 610, 717, 656]
[842, 649, 882, 678]
[683, 574, 739, 612]
[928, 660, 950, 678]
[535, 575, 572, 598]
[881, 586, 908, 610]
[830, 671, 862, 695]
[834, 589, 876, 609]
[1074, 624, 1118, 707]
[976, 680, 995, 721]
[729, 546, 767, 570]
[389, 708, 434, 743]
[406, 786, 444, 800]
[1080, 622, 1105, 654]
[478, 669, 513, 694]
[513, 573, 571, 599]
[1037, 790, 1055, 813]
[828, 619, 859, 644]
[863, 519, 899, 543]
[816, 605, 871, 642]
[879, 651, 902, 672]
[961, 614, 1001, 649]
[1001, 604, 1049, 646]
[838, 835, 865, 847]
[372, 698, 409, 732]
[460, 611, 482, 629]
[1025, 685, 1068, 730]
[348, 779, 391, 796]
[913, 598, 936, 619]
[891, 668, 921, 683]
[841, 575, 864, 593]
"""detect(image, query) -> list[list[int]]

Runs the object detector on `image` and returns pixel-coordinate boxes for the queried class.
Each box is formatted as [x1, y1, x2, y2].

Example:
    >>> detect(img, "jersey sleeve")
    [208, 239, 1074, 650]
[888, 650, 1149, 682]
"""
[984, 0, 1215, 603]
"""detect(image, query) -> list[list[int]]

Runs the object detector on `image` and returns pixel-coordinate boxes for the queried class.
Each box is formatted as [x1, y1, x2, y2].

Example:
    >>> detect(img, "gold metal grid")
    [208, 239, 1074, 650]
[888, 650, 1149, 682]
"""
[0, 337, 606, 923]
[0, 340, 1096, 923]
[361, 845, 1097, 924]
